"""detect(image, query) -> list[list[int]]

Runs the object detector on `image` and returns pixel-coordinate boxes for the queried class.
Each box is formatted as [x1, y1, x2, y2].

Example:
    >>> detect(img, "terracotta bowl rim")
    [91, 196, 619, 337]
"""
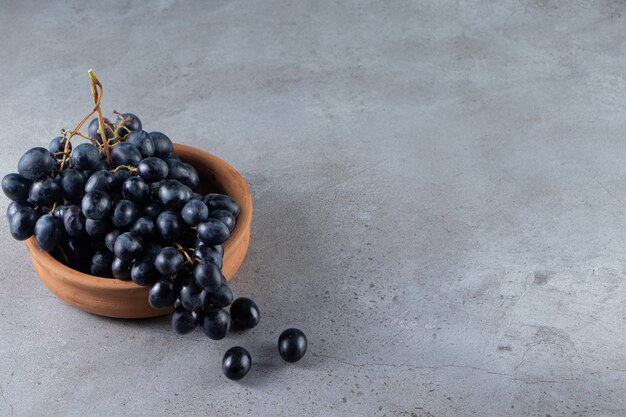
[24, 143, 252, 292]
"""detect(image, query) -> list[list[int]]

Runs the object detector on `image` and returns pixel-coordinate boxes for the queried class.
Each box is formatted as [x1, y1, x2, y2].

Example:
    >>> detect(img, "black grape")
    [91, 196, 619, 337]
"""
[81, 191, 112, 220]
[122, 176, 150, 206]
[197, 219, 230, 245]
[71, 143, 101, 171]
[34, 214, 65, 251]
[155, 211, 183, 241]
[126, 130, 154, 158]
[113, 232, 143, 261]
[63, 205, 86, 237]
[111, 200, 139, 228]
[49, 136, 71, 154]
[201, 307, 230, 340]
[137, 157, 169, 182]
[154, 247, 185, 276]
[171, 306, 198, 335]
[28, 177, 61, 206]
[90, 250, 114, 276]
[230, 298, 260, 330]
[111, 142, 142, 167]
[149, 132, 173, 157]
[209, 209, 236, 232]
[2, 173, 32, 202]
[148, 277, 177, 309]
[222, 346, 251, 380]
[84, 170, 114, 193]
[194, 261, 223, 292]
[18, 147, 55, 180]
[181, 199, 208, 226]
[60, 168, 86, 204]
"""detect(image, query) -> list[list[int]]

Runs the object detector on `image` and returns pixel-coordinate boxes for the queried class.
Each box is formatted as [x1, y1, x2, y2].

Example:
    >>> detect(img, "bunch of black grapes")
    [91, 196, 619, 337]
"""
[3, 113, 259, 339]
[3, 111, 306, 380]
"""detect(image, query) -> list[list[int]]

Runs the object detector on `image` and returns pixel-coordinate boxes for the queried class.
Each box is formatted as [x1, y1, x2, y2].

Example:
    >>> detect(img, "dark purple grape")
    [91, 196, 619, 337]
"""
[194, 261, 222, 292]
[84, 170, 114, 193]
[222, 347, 251, 380]
[113, 232, 143, 261]
[60, 168, 86, 204]
[85, 218, 110, 237]
[53, 204, 67, 219]
[137, 157, 169, 182]
[71, 143, 101, 171]
[201, 307, 230, 340]
[166, 159, 199, 189]
[158, 179, 192, 210]
[203, 193, 240, 218]
[7, 201, 32, 222]
[111, 257, 132, 280]
[148, 277, 177, 309]
[130, 216, 155, 239]
[63, 205, 86, 237]
[116, 113, 142, 134]
[34, 214, 65, 251]
[181, 199, 208, 226]
[111, 200, 139, 228]
[278, 328, 307, 363]
[197, 219, 230, 245]
[209, 209, 236, 232]
[111, 142, 142, 167]
[105, 229, 122, 252]
[194, 243, 223, 268]
[28, 177, 60, 206]
[126, 130, 154, 158]
[81, 191, 112, 220]
[205, 282, 233, 308]
[230, 298, 260, 330]
[90, 249, 114, 276]
[87, 118, 115, 143]
[154, 247, 185, 276]
[172, 306, 198, 335]
[49, 136, 71, 154]
[2, 173, 32, 202]
[142, 200, 163, 220]
[131, 255, 159, 286]
[179, 280, 206, 311]
[156, 211, 183, 241]
[122, 176, 150, 206]
[149, 132, 173, 157]
[18, 147, 55, 180]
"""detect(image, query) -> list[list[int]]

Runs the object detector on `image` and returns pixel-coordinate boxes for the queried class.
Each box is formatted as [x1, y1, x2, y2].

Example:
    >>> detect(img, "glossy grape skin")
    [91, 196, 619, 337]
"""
[81, 191, 112, 220]
[181, 199, 209, 226]
[194, 261, 223, 292]
[166, 159, 199, 189]
[197, 219, 230, 245]
[194, 243, 223, 268]
[49, 136, 71, 154]
[84, 170, 114, 193]
[71, 143, 101, 171]
[9, 204, 38, 240]
[158, 179, 192, 210]
[2, 173, 32, 202]
[34, 214, 65, 251]
[156, 211, 183, 241]
[171, 306, 198, 335]
[126, 130, 155, 158]
[148, 277, 177, 309]
[154, 247, 185, 276]
[149, 132, 173, 157]
[28, 177, 61, 206]
[222, 347, 251, 381]
[230, 298, 260, 330]
[111, 142, 142, 167]
[111, 200, 139, 228]
[131, 255, 159, 286]
[205, 282, 234, 308]
[104, 229, 122, 252]
[87, 118, 115, 142]
[63, 205, 86, 237]
[278, 328, 308, 363]
[178, 279, 205, 311]
[203, 193, 240, 218]
[53, 204, 67, 219]
[116, 113, 142, 133]
[85, 218, 110, 237]
[7, 201, 31, 221]
[111, 168, 132, 191]
[113, 232, 143, 261]
[18, 147, 55, 180]
[64, 238, 91, 271]
[130, 216, 155, 240]
[122, 176, 150, 206]
[90, 249, 114, 276]
[209, 209, 236, 232]
[138, 157, 168, 182]
[111, 257, 132, 280]
[142, 201, 163, 220]
[201, 307, 231, 340]
[60, 168, 86, 204]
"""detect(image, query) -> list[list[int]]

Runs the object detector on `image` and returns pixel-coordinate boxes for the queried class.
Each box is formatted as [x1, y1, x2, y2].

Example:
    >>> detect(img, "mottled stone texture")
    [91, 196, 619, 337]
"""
[1, 1, 626, 416]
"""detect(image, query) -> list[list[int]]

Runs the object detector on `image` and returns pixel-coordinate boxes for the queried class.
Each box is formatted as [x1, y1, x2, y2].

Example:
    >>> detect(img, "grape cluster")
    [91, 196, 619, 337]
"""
[3, 112, 261, 339]
[3, 71, 307, 381]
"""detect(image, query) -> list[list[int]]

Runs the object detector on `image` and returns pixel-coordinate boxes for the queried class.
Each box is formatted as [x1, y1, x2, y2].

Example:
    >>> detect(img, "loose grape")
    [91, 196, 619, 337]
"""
[222, 347, 251, 381]
[230, 298, 260, 329]
[278, 328, 308, 363]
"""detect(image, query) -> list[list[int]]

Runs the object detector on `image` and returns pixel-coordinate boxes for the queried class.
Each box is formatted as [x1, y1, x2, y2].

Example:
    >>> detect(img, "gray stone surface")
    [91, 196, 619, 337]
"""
[1, 0, 625, 416]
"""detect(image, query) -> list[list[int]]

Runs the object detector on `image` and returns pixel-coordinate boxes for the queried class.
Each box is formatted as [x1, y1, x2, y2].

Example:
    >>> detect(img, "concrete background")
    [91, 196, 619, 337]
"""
[0, 0, 625, 416]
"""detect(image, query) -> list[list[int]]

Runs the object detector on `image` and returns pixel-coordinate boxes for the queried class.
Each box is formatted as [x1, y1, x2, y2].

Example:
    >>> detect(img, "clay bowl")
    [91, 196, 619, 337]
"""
[24, 144, 252, 319]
